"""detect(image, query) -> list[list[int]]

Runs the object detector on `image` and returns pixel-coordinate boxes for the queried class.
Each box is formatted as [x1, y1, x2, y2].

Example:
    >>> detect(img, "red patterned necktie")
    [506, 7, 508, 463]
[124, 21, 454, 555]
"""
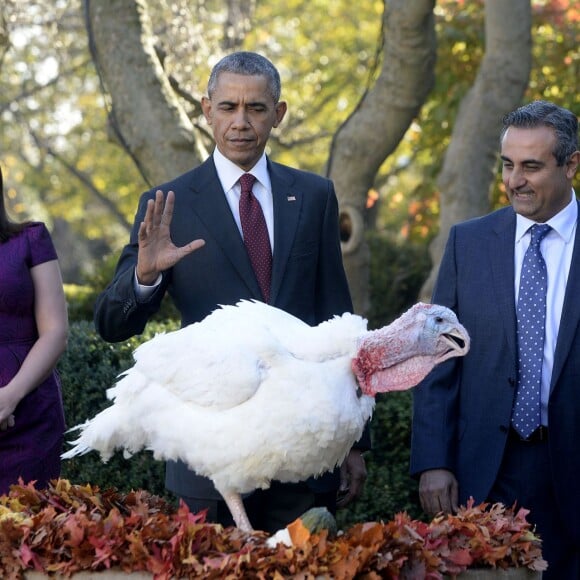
[239, 173, 272, 303]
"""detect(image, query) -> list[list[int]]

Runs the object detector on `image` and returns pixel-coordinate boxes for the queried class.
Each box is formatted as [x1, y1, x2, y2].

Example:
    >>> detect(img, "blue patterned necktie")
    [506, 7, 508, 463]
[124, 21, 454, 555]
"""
[239, 173, 272, 303]
[512, 223, 551, 439]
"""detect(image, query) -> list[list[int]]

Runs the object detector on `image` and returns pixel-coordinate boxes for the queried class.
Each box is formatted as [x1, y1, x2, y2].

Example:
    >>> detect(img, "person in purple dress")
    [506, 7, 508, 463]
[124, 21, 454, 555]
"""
[0, 163, 68, 494]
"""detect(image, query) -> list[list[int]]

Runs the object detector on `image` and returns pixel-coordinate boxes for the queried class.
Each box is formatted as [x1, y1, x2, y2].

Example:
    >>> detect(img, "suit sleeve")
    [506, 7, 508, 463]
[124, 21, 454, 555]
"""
[94, 192, 169, 342]
[409, 226, 461, 476]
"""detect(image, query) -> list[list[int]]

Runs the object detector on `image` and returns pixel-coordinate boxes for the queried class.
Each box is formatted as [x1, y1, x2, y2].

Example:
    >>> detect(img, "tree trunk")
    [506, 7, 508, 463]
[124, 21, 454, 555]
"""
[85, 0, 206, 187]
[0, 8, 8, 71]
[419, 0, 532, 301]
[328, 0, 437, 315]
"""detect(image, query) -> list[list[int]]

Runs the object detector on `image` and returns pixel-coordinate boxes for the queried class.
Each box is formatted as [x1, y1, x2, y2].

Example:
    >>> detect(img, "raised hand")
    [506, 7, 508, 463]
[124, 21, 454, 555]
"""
[136, 190, 205, 285]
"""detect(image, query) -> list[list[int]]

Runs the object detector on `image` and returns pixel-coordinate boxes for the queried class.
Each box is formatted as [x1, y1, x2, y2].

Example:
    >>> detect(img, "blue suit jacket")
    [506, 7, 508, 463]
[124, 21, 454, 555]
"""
[410, 201, 580, 542]
[94, 156, 365, 500]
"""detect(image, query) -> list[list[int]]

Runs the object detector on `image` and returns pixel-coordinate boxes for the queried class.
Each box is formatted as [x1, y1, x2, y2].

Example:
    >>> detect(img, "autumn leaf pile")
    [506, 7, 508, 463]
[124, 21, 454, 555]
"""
[0, 479, 546, 579]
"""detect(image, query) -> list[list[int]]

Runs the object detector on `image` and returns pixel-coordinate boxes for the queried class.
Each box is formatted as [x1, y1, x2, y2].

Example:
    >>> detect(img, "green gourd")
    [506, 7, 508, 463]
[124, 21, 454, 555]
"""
[298, 507, 338, 537]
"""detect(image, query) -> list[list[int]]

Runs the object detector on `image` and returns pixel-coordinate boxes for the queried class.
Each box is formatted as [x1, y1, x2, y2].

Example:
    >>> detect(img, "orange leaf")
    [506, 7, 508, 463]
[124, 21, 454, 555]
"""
[286, 518, 311, 547]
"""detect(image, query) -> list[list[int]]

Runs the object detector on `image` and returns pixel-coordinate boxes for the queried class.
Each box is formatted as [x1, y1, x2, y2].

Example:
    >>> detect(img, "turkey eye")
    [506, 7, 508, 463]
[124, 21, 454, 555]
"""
[435, 316, 444, 323]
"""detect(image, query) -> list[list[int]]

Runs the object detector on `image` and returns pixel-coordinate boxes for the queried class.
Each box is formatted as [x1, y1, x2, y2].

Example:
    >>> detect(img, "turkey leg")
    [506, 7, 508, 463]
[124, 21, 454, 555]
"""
[222, 491, 253, 531]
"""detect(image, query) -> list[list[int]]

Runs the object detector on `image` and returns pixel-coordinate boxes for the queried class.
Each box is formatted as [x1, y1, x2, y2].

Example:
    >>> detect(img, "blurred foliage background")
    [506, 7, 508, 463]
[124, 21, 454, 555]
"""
[1, 0, 578, 525]
[0, 0, 577, 283]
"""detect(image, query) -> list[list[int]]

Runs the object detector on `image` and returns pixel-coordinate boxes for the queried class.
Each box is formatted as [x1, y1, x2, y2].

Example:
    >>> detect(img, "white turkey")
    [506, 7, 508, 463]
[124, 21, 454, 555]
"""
[63, 300, 469, 531]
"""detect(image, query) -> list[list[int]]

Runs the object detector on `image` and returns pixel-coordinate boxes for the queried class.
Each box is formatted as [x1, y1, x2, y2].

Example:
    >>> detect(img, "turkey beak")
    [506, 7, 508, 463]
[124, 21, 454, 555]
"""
[437, 327, 470, 363]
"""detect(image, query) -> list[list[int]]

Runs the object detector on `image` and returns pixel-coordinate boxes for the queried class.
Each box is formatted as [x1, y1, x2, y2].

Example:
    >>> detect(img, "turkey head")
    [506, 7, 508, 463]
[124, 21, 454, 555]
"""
[352, 303, 469, 396]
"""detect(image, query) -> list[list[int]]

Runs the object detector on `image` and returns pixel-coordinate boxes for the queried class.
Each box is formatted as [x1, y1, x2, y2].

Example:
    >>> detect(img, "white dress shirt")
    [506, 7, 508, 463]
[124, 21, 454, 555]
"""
[213, 147, 275, 250]
[514, 190, 577, 425]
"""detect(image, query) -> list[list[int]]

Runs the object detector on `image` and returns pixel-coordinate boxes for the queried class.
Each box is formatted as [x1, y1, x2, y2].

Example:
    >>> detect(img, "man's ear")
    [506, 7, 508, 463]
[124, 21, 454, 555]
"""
[201, 96, 212, 125]
[566, 150, 579, 179]
[273, 101, 287, 128]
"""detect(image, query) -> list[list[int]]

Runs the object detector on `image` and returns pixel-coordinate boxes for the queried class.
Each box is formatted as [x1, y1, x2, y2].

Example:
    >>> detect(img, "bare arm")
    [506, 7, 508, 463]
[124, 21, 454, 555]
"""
[0, 260, 68, 429]
[136, 190, 205, 284]
[418, 468, 459, 516]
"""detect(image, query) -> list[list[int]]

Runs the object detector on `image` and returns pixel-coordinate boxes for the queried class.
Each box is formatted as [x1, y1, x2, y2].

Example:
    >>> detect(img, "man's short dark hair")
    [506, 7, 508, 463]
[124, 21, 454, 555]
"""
[501, 100, 578, 166]
[207, 52, 281, 103]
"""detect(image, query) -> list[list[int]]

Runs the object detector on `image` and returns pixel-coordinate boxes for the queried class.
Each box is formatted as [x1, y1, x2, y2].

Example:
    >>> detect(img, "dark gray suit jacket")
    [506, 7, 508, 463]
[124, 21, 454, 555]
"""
[410, 201, 580, 542]
[94, 156, 368, 500]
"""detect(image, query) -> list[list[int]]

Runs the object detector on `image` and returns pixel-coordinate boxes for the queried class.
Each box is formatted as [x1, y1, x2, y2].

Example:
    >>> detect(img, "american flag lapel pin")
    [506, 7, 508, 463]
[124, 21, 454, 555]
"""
[287, 195, 296, 202]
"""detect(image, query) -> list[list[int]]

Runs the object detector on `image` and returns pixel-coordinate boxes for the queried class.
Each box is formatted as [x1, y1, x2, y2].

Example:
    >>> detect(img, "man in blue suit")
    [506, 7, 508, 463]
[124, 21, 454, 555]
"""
[411, 101, 579, 578]
[94, 51, 368, 533]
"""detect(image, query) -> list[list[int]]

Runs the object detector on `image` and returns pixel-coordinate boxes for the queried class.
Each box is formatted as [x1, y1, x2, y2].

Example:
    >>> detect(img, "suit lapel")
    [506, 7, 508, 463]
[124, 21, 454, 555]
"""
[187, 158, 262, 298]
[490, 210, 518, 360]
[268, 160, 301, 305]
[551, 200, 580, 388]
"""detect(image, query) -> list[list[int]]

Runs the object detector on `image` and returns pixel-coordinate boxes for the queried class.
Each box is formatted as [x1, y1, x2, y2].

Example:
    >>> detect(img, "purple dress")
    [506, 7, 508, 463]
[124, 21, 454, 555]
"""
[0, 222, 65, 494]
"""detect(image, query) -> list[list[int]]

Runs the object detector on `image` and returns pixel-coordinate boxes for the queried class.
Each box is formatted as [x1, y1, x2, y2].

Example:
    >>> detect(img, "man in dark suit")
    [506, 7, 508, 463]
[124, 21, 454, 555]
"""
[410, 101, 579, 578]
[94, 51, 368, 533]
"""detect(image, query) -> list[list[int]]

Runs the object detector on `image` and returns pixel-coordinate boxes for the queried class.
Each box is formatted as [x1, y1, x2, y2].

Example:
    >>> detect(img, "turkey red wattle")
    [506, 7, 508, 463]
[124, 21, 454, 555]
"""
[354, 355, 446, 396]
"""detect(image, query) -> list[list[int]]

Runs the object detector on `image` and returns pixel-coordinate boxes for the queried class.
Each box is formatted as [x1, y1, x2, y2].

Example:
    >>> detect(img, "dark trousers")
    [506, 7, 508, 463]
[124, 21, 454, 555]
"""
[488, 430, 580, 580]
[181, 481, 336, 534]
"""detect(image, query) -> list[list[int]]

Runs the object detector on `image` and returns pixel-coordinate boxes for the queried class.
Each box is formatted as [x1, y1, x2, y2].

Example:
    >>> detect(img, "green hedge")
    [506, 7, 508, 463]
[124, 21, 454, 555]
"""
[60, 231, 431, 525]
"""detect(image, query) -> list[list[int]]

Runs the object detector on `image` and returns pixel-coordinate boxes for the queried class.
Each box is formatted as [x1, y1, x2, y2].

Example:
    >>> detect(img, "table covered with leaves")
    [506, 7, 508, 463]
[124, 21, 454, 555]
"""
[0, 480, 546, 579]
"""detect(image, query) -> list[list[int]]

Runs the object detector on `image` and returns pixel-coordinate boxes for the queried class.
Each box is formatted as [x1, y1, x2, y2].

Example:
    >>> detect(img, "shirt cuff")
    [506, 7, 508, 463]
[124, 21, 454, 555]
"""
[134, 269, 162, 301]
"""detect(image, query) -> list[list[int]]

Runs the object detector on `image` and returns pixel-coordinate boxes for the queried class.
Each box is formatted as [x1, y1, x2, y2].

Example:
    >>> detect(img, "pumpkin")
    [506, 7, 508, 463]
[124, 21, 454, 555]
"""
[285, 506, 338, 547]
[299, 507, 338, 536]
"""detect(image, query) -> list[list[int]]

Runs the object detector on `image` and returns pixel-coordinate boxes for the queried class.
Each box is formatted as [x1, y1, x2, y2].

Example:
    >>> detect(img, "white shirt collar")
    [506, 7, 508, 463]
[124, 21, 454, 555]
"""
[212, 148, 270, 193]
[515, 189, 577, 245]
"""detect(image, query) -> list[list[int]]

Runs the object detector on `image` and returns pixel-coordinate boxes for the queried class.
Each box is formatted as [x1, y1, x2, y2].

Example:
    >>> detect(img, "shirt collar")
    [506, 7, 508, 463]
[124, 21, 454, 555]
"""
[515, 189, 577, 244]
[212, 147, 270, 193]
